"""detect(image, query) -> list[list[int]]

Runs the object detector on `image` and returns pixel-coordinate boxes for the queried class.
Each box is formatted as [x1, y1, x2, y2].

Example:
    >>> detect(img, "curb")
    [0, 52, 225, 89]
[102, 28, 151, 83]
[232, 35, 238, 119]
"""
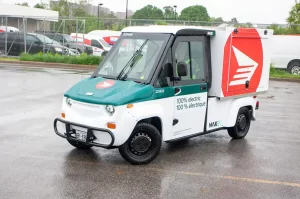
[0, 60, 97, 70]
[269, 77, 300, 83]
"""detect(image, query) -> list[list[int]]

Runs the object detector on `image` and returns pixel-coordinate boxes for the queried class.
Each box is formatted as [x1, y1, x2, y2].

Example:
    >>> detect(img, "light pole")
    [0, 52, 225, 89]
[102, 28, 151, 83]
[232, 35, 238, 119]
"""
[125, 0, 128, 27]
[173, 5, 177, 25]
[97, 3, 103, 30]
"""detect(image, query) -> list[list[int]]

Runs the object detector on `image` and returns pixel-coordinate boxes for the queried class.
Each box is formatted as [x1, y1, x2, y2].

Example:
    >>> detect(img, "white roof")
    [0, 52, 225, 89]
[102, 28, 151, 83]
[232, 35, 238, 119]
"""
[88, 30, 121, 36]
[121, 25, 218, 34]
[0, 4, 59, 22]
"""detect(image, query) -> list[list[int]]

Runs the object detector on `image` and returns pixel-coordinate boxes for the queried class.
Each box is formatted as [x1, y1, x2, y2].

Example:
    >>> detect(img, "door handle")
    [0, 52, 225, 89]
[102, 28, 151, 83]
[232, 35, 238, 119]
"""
[200, 85, 207, 90]
[175, 87, 181, 95]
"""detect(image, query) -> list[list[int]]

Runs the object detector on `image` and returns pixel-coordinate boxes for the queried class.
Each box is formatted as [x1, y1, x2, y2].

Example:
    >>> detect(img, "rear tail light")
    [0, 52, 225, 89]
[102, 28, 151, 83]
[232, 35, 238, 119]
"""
[256, 101, 259, 110]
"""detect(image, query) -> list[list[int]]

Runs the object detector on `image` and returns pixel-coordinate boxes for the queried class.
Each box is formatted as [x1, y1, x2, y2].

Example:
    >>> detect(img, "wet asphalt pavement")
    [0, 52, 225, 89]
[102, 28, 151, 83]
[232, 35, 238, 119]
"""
[1, 64, 300, 199]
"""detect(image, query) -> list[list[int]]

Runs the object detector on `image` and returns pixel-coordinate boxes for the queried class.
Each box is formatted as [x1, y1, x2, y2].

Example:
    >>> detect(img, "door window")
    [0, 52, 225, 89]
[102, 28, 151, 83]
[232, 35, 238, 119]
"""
[91, 40, 103, 49]
[26, 35, 38, 45]
[173, 39, 206, 83]
[154, 49, 173, 88]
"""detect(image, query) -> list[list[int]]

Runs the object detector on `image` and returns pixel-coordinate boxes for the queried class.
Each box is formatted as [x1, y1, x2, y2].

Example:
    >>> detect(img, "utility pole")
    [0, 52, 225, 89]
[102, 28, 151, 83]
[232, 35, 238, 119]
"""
[173, 5, 177, 25]
[97, 3, 103, 30]
[125, 0, 128, 27]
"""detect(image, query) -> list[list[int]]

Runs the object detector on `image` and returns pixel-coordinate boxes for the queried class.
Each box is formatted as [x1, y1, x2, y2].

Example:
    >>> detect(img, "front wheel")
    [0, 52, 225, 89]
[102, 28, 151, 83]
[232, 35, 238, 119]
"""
[118, 123, 162, 165]
[227, 107, 251, 139]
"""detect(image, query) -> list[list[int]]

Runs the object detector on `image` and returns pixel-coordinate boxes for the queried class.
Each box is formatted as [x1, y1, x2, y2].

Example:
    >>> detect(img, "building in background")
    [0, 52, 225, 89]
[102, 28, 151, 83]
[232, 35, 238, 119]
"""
[0, 4, 59, 32]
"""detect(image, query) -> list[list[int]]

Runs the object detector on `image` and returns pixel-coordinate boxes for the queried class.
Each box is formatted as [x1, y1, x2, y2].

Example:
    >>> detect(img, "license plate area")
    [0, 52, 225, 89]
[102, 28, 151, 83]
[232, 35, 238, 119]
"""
[70, 125, 87, 142]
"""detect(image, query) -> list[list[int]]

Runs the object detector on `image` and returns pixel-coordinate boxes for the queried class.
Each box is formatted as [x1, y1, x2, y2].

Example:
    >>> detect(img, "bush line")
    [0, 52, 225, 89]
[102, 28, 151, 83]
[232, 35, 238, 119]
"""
[19, 52, 103, 66]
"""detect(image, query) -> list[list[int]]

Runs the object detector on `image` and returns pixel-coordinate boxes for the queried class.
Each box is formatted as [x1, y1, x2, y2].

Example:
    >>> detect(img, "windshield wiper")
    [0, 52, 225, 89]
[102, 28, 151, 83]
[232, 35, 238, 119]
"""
[116, 39, 149, 80]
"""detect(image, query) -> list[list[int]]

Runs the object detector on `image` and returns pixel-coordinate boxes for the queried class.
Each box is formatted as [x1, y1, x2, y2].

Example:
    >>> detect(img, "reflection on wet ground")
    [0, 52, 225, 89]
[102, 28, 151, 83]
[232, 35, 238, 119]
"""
[1, 64, 300, 199]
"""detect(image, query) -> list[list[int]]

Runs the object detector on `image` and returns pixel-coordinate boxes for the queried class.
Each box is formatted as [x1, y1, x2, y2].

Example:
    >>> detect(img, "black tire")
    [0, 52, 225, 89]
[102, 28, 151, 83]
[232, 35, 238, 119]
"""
[287, 61, 300, 75]
[118, 123, 162, 165]
[67, 139, 92, 149]
[227, 107, 251, 139]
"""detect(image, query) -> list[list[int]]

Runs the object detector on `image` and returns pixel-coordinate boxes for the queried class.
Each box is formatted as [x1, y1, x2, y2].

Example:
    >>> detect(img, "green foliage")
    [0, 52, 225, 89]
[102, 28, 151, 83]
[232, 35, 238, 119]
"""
[287, 0, 300, 24]
[270, 64, 300, 79]
[19, 52, 103, 66]
[34, 3, 47, 9]
[16, 2, 29, 6]
[132, 5, 165, 20]
[266, 24, 300, 35]
[179, 5, 210, 22]
[163, 6, 175, 20]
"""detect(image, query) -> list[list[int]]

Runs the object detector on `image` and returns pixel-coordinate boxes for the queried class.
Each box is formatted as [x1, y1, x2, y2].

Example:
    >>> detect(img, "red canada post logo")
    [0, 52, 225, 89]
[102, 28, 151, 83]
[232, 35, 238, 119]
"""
[96, 80, 115, 89]
[222, 28, 263, 97]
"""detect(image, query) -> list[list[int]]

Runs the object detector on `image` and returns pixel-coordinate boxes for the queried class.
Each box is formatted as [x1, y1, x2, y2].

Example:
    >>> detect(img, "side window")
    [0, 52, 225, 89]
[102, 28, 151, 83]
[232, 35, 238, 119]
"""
[174, 41, 192, 80]
[154, 49, 172, 88]
[91, 40, 103, 49]
[26, 35, 37, 45]
[190, 41, 205, 81]
[53, 35, 63, 42]
[174, 40, 206, 81]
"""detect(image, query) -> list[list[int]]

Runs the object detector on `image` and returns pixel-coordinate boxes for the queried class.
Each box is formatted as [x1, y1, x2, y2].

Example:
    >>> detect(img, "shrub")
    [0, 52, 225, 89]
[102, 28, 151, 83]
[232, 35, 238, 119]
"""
[20, 52, 103, 66]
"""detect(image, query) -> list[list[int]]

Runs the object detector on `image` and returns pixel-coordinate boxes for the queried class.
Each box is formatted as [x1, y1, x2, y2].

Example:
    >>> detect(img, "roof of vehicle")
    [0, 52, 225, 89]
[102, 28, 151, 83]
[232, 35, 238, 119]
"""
[121, 25, 218, 36]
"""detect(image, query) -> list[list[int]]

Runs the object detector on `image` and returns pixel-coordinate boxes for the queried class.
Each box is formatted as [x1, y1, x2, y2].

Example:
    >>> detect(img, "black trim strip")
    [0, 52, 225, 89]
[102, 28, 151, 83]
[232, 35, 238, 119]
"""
[166, 127, 226, 143]
[53, 118, 115, 149]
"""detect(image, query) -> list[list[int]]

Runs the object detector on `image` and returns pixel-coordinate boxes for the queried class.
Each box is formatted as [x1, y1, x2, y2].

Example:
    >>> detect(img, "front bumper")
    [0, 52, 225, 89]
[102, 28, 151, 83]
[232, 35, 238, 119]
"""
[53, 118, 115, 149]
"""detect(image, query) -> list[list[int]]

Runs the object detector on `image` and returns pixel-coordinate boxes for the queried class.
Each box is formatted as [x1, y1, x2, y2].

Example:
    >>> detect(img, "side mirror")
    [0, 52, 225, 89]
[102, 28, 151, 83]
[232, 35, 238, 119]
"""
[177, 62, 188, 77]
[162, 63, 173, 77]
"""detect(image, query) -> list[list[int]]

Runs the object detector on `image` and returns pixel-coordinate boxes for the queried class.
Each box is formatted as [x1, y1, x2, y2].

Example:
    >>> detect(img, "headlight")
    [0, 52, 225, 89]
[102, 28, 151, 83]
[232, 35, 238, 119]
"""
[66, 98, 73, 106]
[55, 47, 63, 52]
[105, 105, 115, 116]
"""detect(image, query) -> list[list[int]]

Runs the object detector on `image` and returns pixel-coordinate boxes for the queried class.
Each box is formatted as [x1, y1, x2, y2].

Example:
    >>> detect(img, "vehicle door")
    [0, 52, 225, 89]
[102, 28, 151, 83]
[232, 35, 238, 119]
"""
[7, 33, 21, 56]
[26, 34, 42, 54]
[91, 39, 104, 55]
[171, 36, 209, 139]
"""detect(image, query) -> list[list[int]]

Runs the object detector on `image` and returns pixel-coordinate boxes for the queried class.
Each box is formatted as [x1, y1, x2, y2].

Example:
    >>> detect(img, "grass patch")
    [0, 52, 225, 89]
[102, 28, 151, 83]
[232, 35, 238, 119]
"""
[0, 57, 19, 61]
[270, 65, 300, 79]
[19, 52, 103, 66]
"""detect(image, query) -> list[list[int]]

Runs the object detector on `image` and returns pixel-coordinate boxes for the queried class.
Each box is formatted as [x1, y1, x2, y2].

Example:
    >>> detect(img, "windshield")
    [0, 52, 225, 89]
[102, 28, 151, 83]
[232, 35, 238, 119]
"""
[64, 34, 74, 43]
[95, 33, 170, 82]
[34, 34, 58, 44]
[99, 38, 111, 48]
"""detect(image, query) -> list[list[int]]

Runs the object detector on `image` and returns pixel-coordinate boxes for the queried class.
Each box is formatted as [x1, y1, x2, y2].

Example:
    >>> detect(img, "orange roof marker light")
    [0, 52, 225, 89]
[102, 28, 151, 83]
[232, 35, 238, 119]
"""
[61, 113, 65, 118]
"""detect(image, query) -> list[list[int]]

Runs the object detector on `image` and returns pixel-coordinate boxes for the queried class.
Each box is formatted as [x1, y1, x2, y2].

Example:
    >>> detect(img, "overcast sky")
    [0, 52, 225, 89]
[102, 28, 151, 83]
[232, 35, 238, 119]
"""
[1, 0, 296, 24]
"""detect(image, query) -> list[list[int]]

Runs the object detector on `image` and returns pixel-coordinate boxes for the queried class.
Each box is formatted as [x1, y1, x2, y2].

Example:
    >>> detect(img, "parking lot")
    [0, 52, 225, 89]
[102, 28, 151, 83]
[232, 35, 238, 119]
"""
[1, 63, 300, 199]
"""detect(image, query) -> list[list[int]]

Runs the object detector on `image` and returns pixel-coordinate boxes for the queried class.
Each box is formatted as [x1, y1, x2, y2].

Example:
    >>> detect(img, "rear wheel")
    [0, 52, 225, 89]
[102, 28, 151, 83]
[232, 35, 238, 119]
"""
[287, 61, 300, 75]
[118, 123, 162, 165]
[227, 107, 251, 139]
[67, 139, 92, 149]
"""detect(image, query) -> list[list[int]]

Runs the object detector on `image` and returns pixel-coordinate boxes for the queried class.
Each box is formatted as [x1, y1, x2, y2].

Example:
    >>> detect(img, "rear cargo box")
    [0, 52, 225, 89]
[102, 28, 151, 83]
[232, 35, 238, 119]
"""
[208, 27, 273, 98]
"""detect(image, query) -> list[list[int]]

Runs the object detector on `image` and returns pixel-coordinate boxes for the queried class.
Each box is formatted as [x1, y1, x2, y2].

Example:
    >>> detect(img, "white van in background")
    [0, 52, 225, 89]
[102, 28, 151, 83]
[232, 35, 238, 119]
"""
[70, 33, 112, 56]
[271, 35, 300, 75]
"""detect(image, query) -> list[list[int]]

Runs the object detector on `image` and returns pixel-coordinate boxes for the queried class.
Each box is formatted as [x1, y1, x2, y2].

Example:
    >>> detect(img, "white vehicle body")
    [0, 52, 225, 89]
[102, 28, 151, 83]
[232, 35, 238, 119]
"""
[70, 33, 111, 56]
[271, 35, 300, 74]
[88, 30, 121, 46]
[54, 26, 273, 165]
[0, 26, 19, 32]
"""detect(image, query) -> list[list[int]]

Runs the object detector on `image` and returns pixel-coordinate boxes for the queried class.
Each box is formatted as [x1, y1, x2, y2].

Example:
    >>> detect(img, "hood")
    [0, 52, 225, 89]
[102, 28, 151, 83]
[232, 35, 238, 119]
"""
[64, 76, 155, 106]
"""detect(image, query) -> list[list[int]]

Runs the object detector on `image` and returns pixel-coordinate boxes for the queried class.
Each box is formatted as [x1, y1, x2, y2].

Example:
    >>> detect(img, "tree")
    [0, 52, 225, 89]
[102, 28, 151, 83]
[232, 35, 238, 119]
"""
[287, 0, 300, 24]
[16, 2, 29, 6]
[210, 17, 224, 24]
[163, 6, 175, 20]
[179, 5, 210, 22]
[230, 17, 238, 23]
[131, 5, 164, 20]
[34, 3, 47, 9]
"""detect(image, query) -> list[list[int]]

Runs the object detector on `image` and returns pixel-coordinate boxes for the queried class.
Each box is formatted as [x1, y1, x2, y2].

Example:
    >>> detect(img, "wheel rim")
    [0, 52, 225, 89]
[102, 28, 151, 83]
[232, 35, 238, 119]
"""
[237, 114, 247, 133]
[291, 66, 300, 75]
[129, 132, 153, 156]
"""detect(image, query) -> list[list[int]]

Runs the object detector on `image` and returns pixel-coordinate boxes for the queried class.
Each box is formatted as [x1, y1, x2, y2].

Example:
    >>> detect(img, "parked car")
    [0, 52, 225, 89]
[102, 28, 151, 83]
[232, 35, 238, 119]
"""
[0, 32, 76, 56]
[35, 31, 93, 55]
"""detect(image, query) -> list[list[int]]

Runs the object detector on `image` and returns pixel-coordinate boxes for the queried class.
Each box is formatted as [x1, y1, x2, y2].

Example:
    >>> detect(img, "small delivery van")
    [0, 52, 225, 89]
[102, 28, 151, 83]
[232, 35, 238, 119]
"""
[54, 25, 273, 165]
